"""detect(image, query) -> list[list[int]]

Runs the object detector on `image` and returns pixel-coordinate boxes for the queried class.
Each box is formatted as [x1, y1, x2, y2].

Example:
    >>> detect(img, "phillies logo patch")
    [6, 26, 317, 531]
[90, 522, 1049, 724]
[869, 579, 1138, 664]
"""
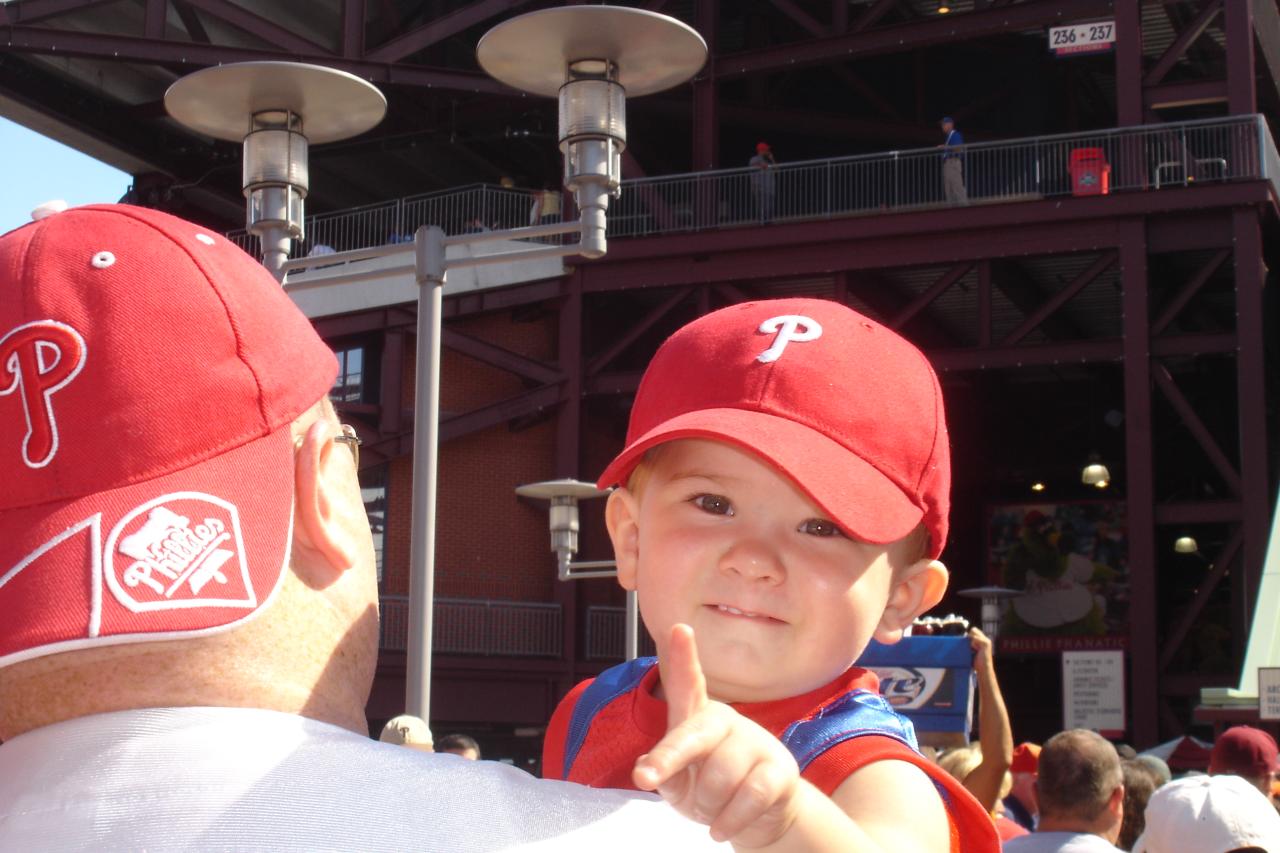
[0, 320, 86, 468]
[756, 315, 822, 363]
[104, 493, 258, 613]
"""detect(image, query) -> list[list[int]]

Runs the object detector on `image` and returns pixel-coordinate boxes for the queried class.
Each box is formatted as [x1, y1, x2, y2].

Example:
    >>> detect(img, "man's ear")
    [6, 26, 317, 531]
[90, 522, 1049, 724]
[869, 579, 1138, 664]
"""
[605, 488, 641, 591]
[874, 559, 949, 644]
[293, 418, 368, 587]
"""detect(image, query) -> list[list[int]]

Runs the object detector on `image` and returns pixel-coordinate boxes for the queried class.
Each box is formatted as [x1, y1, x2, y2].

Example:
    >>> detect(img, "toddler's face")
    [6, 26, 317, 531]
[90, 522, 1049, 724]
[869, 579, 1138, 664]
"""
[610, 439, 906, 704]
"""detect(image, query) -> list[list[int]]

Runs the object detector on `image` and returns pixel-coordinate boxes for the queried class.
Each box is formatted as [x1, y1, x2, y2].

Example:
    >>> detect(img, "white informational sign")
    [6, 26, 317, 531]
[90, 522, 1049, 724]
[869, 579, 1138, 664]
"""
[1062, 650, 1126, 736]
[1049, 20, 1116, 57]
[1259, 667, 1280, 720]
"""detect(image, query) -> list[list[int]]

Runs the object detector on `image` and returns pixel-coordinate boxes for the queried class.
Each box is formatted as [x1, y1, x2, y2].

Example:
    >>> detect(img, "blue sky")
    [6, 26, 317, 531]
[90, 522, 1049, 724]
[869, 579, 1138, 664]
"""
[1, 116, 133, 235]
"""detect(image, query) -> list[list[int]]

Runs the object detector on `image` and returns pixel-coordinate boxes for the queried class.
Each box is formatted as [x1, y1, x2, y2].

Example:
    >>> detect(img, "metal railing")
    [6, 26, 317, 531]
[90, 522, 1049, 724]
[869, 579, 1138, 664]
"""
[608, 114, 1264, 237]
[227, 184, 547, 257]
[379, 595, 561, 657]
[585, 605, 656, 661]
[229, 116, 1270, 257]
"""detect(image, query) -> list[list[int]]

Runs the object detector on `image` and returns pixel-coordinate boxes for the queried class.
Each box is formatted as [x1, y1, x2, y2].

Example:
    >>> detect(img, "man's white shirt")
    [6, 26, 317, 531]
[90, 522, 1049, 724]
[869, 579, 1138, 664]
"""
[0, 706, 727, 852]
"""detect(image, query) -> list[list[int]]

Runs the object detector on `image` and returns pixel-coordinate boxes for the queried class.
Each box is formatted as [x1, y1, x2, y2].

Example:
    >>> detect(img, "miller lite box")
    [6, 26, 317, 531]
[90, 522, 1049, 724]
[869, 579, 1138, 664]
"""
[857, 636, 975, 748]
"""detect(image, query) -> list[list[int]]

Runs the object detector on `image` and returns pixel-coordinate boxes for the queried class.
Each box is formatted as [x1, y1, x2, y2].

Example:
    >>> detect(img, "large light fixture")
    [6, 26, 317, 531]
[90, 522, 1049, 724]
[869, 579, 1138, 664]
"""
[1174, 535, 1200, 554]
[957, 586, 1023, 640]
[515, 478, 642, 661]
[164, 63, 386, 278]
[1081, 453, 1111, 486]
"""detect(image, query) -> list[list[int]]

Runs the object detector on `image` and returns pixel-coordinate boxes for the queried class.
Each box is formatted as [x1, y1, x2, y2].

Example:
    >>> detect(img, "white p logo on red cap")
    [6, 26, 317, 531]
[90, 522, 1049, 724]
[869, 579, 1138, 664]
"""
[756, 315, 823, 364]
[0, 320, 86, 468]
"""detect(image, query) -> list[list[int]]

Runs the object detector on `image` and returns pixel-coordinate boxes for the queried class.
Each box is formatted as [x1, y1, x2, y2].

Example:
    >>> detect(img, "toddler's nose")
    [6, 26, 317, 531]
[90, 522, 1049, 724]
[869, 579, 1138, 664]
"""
[719, 539, 785, 584]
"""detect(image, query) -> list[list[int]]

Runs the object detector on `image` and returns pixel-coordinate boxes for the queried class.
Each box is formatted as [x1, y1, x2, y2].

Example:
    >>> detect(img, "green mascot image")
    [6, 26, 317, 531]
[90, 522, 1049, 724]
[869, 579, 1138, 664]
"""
[1002, 509, 1112, 636]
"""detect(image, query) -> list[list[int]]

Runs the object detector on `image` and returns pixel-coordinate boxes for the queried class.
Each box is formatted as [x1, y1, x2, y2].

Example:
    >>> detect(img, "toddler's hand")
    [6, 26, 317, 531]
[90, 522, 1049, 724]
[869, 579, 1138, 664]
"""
[633, 624, 801, 847]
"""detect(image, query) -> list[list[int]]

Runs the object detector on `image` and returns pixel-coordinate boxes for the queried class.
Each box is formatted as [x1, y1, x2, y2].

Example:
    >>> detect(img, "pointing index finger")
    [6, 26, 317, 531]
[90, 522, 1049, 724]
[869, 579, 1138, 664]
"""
[662, 623, 708, 730]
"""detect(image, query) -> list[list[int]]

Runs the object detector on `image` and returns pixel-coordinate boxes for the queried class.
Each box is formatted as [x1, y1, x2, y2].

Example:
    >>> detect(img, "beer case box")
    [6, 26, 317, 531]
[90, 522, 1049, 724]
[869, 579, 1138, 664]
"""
[856, 636, 975, 749]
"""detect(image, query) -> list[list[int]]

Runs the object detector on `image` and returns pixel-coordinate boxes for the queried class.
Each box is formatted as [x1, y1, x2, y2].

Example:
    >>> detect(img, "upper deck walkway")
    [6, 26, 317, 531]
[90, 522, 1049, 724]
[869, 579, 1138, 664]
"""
[229, 114, 1280, 305]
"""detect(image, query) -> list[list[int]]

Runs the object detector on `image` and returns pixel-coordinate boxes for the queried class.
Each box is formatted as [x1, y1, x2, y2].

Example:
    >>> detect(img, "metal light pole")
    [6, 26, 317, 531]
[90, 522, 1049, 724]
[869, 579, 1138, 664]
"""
[164, 63, 387, 279]
[514, 478, 642, 661]
[957, 585, 1023, 640]
[172, 7, 704, 732]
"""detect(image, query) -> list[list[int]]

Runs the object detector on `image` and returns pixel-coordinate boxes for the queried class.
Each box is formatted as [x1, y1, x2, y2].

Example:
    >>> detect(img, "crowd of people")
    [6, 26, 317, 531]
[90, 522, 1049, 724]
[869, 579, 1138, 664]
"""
[0, 202, 1274, 853]
[926, 629, 1280, 851]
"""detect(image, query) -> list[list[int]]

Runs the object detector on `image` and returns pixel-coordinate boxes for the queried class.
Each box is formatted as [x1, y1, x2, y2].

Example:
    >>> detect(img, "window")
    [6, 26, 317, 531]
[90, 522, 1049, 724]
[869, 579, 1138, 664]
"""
[332, 346, 364, 403]
[360, 464, 387, 584]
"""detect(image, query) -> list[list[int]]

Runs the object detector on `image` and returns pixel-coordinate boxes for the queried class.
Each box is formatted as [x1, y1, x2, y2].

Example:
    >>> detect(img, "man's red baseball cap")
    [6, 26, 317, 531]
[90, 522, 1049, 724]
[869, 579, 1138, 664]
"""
[1209, 726, 1279, 778]
[0, 204, 337, 668]
[1011, 742, 1042, 774]
[597, 298, 951, 558]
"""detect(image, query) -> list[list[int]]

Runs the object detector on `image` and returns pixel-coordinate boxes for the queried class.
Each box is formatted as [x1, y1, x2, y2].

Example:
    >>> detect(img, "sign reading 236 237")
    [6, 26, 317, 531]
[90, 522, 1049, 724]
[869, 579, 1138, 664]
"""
[1049, 21, 1116, 57]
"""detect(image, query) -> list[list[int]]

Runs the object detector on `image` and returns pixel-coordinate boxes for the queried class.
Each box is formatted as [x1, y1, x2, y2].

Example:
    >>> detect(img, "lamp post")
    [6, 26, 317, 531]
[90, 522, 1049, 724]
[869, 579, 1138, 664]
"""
[164, 63, 387, 279]
[956, 585, 1023, 640]
[167, 7, 705, 732]
[515, 478, 642, 661]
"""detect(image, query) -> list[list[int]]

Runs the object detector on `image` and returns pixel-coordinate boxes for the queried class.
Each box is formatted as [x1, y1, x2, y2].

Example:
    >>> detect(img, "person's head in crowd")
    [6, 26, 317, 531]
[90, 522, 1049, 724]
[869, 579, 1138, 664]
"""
[1134, 754, 1172, 787]
[0, 204, 378, 740]
[1035, 729, 1126, 843]
[437, 733, 481, 761]
[1010, 741, 1041, 813]
[1115, 743, 1138, 761]
[1209, 725, 1279, 797]
[939, 743, 1014, 812]
[1118, 759, 1162, 851]
[1132, 773, 1280, 853]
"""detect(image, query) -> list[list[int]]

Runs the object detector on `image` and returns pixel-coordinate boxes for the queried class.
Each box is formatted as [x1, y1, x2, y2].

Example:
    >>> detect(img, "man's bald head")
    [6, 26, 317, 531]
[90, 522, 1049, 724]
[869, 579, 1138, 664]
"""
[1037, 729, 1124, 824]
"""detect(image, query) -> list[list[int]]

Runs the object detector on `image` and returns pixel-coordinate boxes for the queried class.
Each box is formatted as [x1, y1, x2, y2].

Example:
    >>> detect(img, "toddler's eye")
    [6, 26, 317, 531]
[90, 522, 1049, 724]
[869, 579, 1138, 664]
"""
[692, 494, 734, 516]
[800, 518, 844, 537]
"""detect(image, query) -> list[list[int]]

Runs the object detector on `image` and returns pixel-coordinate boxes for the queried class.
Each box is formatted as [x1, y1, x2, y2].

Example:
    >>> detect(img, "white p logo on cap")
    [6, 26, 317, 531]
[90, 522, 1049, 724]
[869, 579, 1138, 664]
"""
[756, 315, 823, 363]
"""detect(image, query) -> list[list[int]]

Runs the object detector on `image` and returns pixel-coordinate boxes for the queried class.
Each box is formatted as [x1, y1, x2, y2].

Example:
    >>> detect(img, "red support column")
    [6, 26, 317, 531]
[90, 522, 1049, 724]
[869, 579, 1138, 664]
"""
[1233, 208, 1269, 656]
[555, 270, 585, 690]
[1225, 0, 1257, 115]
[692, 0, 718, 171]
[1115, 2, 1144, 125]
[1120, 218, 1158, 747]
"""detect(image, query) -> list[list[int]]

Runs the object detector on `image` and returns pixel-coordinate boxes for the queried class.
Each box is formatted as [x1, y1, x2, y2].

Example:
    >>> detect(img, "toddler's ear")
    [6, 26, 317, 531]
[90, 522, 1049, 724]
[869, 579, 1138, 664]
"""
[874, 559, 948, 644]
[605, 488, 641, 591]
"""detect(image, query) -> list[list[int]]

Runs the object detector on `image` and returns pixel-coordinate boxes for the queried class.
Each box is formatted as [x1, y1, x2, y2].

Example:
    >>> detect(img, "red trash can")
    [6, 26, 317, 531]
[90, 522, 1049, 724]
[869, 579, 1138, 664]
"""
[1069, 147, 1111, 196]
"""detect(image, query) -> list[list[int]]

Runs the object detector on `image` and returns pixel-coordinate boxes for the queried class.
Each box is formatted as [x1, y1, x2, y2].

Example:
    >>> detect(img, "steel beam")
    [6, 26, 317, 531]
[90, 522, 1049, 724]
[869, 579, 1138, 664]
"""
[365, 0, 535, 64]
[767, 0, 828, 37]
[144, 0, 166, 38]
[1253, 0, 1280, 109]
[585, 286, 693, 376]
[1116, 0, 1146, 123]
[438, 382, 565, 443]
[1152, 247, 1231, 335]
[1158, 527, 1243, 672]
[890, 263, 972, 331]
[1152, 363, 1243, 496]
[1144, 79, 1228, 110]
[715, 0, 1114, 78]
[342, 0, 364, 58]
[1144, 0, 1223, 87]
[1120, 218, 1158, 747]
[555, 270, 585, 687]
[851, 0, 897, 32]
[1002, 252, 1116, 345]
[0, 0, 111, 25]
[380, 329, 405, 436]
[180, 0, 331, 54]
[0, 25, 510, 94]
[441, 328, 564, 386]
[1226, 0, 1258, 115]
[692, 0, 719, 173]
[1233, 208, 1269, 640]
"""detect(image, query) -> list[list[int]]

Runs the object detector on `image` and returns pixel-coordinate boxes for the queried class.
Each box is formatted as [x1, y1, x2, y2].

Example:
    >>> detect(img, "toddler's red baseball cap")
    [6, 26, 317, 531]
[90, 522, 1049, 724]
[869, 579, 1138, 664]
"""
[0, 204, 337, 668]
[598, 298, 950, 558]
